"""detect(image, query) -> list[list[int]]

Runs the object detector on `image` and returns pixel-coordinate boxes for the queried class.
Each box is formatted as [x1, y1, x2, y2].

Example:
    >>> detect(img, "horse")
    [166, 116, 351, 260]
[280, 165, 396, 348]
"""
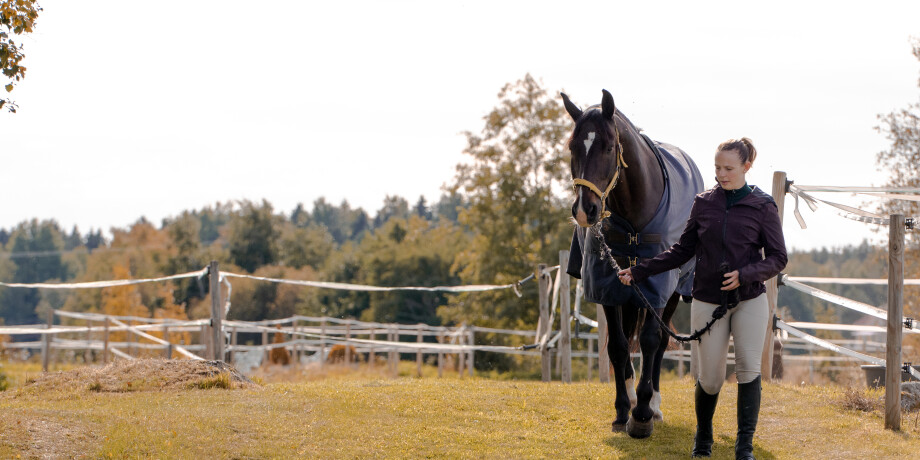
[562, 89, 704, 438]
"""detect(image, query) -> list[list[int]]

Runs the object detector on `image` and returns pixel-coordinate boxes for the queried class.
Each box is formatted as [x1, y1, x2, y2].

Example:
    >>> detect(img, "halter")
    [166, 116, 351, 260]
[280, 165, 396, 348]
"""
[572, 118, 627, 219]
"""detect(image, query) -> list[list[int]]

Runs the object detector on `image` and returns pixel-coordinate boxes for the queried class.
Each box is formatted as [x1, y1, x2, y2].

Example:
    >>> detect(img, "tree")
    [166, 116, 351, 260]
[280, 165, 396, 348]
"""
[227, 200, 281, 273]
[373, 195, 410, 228]
[413, 196, 432, 220]
[876, 37, 920, 357]
[357, 217, 467, 325]
[434, 192, 466, 223]
[0, 219, 67, 324]
[440, 74, 573, 338]
[311, 198, 368, 244]
[278, 223, 335, 270]
[0, 0, 41, 113]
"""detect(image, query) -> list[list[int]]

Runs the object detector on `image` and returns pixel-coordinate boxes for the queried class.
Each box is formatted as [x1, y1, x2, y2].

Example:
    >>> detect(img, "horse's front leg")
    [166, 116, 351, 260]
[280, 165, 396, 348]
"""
[650, 293, 680, 421]
[602, 304, 632, 432]
[627, 307, 662, 439]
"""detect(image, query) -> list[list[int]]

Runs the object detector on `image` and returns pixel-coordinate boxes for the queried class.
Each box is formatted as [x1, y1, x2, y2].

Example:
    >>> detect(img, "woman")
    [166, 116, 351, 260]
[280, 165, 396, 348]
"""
[618, 138, 787, 460]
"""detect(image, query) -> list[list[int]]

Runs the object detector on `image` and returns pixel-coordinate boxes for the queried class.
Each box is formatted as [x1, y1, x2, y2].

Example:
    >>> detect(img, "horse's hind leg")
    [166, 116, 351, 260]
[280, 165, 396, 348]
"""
[627, 303, 663, 439]
[650, 293, 680, 421]
[603, 304, 632, 432]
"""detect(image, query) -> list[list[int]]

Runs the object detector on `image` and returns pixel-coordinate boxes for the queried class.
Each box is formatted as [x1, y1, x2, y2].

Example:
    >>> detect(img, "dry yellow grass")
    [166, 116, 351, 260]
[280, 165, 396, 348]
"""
[0, 359, 919, 458]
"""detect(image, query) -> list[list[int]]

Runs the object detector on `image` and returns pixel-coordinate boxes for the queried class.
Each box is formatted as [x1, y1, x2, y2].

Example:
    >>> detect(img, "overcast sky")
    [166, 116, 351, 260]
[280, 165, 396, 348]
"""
[3, 1, 919, 251]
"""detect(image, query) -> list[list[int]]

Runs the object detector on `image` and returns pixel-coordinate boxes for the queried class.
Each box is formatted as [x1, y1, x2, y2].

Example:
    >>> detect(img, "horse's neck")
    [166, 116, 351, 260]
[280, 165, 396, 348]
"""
[608, 123, 665, 231]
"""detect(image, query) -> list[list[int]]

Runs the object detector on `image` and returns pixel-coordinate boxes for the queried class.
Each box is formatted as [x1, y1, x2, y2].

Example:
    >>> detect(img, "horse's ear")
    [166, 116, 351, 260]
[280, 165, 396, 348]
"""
[601, 89, 615, 120]
[561, 92, 583, 122]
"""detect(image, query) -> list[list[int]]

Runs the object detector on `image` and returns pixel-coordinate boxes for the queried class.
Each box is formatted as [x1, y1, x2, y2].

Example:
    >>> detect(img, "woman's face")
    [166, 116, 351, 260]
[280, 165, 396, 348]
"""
[714, 149, 750, 190]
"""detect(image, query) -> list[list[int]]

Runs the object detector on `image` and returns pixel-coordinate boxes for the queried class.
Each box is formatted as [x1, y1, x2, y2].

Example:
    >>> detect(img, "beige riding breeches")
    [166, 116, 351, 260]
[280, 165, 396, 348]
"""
[691, 293, 769, 395]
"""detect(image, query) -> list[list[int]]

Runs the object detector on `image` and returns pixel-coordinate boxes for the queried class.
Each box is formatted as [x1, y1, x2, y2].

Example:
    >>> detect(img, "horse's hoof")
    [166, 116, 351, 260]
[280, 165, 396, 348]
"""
[652, 412, 664, 422]
[626, 417, 654, 439]
[612, 419, 628, 432]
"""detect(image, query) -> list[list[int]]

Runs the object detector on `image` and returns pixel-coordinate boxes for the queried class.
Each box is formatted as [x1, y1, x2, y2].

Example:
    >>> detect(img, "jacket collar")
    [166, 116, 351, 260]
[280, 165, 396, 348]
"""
[710, 183, 774, 208]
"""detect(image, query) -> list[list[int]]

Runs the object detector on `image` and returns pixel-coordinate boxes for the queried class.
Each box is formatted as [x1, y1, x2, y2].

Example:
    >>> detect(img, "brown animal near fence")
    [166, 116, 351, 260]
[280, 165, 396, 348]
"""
[327, 344, 362, 364]
[269, 326, 291, 366]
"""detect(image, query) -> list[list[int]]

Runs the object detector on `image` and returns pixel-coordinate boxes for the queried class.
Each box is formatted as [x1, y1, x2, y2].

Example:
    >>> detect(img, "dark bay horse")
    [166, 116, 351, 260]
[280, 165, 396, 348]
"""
[563, 90, 703, 438]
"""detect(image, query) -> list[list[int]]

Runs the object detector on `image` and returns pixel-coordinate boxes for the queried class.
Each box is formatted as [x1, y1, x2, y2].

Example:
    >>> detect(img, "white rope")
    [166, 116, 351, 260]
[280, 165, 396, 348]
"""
[789, 276, 920, 285]
[222, 269, 549, 294]
[857, 192, 920, 202]
[0, 268, 208, 289]
[793, 185, 920, 193]
[775, 320, 885, 366]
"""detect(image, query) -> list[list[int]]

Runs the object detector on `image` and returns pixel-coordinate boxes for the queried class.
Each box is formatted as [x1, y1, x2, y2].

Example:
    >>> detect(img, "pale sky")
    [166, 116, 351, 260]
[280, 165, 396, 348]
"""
[3, 1, 919, 251]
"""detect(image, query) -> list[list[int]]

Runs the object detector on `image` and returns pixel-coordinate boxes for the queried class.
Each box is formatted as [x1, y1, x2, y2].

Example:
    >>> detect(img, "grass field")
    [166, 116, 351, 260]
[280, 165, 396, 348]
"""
[1, 360, 919, 459]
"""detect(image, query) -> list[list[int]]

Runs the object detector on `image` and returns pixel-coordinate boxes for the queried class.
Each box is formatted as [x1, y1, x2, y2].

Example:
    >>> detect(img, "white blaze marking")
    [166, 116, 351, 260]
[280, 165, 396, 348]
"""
[583, 131, 595, 156]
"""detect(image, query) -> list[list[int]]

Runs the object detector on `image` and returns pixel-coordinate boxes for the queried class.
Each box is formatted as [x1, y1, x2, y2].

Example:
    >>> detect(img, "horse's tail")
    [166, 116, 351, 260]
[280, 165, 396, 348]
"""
[663, 292, 682, 351]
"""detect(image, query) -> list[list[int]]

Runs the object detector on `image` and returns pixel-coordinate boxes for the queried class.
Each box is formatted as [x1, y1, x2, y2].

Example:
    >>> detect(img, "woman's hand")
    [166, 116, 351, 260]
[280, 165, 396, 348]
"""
[618, 268, 634, 286]
[721, 270, 740, 290]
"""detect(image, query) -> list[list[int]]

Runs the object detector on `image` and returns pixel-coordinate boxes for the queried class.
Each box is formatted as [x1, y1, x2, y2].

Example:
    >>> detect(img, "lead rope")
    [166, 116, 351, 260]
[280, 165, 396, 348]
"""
[589, 224, 735, 343]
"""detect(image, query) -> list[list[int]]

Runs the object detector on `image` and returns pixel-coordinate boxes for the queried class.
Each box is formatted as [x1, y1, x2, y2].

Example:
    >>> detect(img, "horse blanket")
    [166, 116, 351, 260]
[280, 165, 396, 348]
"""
[567, 135, 704, 309]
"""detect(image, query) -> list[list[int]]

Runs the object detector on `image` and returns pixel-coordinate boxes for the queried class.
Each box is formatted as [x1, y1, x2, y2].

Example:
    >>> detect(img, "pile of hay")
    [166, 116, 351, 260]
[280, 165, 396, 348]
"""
[24, 359, 258, 393]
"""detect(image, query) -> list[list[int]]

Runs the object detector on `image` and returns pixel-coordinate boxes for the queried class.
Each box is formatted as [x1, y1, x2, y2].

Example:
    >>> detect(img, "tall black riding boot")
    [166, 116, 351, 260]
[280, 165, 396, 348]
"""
[735, 376, 762, 460]
[692, 381, 719, 458]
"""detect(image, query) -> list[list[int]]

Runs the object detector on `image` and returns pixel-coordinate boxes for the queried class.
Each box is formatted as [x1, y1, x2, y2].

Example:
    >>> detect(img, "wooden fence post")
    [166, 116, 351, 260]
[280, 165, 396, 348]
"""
[437, 331, 444, 378]
[368, 326, 376, 367]
[320, 319, 327, 370]
[85, 319, 93, 364]
[762, 171, 787, 380]
[467, 326, 474, 377]
[886, 214, 905, 431]
[458, 324, 466, 379]
[209, 260, 224, 361]
[587, 337, 594, 381]
[345, 320, 353, 366]
[230, 327, 238, 364]
[416, 324, 424, 377]
[537, 263, 551, 382]
[597, 304, 609, 383]
[163, 325, 172, 359]
[559, 250, 572, 383]
[293, 319, 300, 367]
[103, 317, 110, 364]
[388, 325, 397, 377]
[42, 308, 52, 372]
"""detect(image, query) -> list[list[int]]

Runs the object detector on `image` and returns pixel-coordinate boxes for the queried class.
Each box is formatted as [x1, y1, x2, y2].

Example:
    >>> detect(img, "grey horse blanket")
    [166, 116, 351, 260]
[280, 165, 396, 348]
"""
[567, 135, 704, 309]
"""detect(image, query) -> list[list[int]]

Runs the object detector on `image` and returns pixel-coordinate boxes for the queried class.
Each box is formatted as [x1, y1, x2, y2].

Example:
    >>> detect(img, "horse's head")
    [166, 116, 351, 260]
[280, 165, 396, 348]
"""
[562, 89, 626, 227]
